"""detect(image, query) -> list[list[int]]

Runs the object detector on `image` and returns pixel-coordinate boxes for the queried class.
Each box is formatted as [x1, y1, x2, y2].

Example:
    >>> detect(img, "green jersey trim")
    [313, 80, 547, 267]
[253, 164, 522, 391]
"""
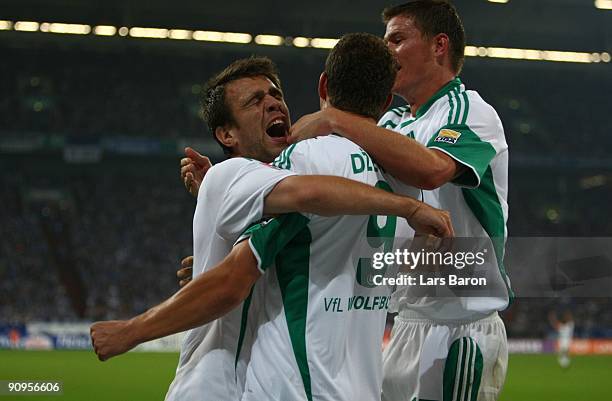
[452, 89, 462, 125]
[416, 77, 462, 119]
[400, 118, 417, 129]
[460, 92, 470, 125]
[462, 168, 514, 301]
[446, 88, 469, 129]
[237, 213, 314, 399]
[276, 226, 314, 401]
[380, 120, 398, 128]
[427, 125, 496, 189]
[240, 213, 310, 272]
[273, 143, 297, 170]
[388, 105, 409, 118]
[234, 287, 254, 370]
[446, 93, 455, 125]
[390, 108, 403, 117]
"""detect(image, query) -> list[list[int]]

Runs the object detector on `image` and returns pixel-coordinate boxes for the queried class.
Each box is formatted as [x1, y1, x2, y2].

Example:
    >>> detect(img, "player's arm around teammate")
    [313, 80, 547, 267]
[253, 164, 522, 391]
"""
[175, 146, 454, 287]
[91, 190, 453, 361]
[180, 146, 453, 224]
[288, 105, 462, 190]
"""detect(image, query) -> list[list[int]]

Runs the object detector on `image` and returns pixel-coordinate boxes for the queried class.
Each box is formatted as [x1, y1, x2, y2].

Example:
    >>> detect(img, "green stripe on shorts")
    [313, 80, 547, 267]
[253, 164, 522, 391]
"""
[443, 337, 483, 401]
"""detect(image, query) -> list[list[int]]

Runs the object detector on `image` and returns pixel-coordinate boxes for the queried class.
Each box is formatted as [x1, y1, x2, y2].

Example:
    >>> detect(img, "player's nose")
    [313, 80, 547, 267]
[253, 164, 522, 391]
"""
[265, 95, 283, 113]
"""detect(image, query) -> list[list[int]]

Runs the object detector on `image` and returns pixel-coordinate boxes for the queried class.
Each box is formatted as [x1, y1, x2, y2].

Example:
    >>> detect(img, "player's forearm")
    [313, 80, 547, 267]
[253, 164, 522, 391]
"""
[126, 253, 254, 346]
[306, 176, 424, 218]
[265, 175, 421, 218]
[331, 111, 453, 189]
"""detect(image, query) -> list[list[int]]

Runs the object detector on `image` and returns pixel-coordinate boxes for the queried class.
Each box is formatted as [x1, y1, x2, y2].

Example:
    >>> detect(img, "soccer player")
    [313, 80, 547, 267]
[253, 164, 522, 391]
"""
[549, 310, 574, 368]
[90, 54, 453, 401]
[235, 33, 427, 401]
[289, 1, 511, 400]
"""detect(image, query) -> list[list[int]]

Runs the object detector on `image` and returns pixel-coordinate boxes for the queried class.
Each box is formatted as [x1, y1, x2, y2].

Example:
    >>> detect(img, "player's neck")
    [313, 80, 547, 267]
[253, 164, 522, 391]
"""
[403, 72, 456, 117]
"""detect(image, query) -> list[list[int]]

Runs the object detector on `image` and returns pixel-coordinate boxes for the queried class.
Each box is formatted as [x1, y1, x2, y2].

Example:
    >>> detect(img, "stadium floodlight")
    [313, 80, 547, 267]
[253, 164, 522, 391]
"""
[14, 21, 39, 32]
[466, 45, 602, 64]
[193, 30, 252, 44]
[310, 38, 339, 49]
[255, 34, 284, 46]
[523, 49, 542, 60]
[486, 47, 518, 59]
[129, 27, 169, 39]
[48, 23, 91, 35]
[2, 18, 610, 64]
[94, 26, 117, 36]
[222, 32, 252, 44]
[193, 30, 224, 41]
[464, 46, 478, 56]
[595, 0, 612, 10]
[541, 50, 591, 63]
[293, 37, 310, 48]
[169, 29, 192, 40]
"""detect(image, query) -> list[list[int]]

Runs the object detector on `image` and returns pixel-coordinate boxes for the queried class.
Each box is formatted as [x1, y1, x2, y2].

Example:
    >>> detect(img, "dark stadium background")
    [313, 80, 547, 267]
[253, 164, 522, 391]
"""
[1, 1, 611, 400]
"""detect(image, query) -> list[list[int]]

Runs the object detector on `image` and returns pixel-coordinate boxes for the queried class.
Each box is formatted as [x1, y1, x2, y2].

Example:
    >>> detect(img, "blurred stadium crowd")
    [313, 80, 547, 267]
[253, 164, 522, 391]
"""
[1, 42, 611, 339]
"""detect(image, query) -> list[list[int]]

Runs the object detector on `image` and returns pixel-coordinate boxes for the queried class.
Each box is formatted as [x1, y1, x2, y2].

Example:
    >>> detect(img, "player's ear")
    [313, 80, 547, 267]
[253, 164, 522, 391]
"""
[318, 72, 328, 101]
[432, 33, 449, 58]
[215, 125, 236, 150]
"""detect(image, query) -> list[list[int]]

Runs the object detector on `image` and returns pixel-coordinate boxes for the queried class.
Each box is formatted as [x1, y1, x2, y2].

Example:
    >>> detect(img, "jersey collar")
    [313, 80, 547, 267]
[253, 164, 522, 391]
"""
[414, 77, 462, 119]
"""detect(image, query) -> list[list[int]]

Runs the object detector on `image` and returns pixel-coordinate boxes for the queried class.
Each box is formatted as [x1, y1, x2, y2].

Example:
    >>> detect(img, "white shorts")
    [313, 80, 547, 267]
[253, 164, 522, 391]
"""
[382, 312, 507, 401]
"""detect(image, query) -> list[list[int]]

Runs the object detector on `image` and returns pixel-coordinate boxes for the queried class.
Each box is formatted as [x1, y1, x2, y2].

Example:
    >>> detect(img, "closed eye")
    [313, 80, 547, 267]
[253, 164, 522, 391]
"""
[385, 32, 404, 45]
[243, 91, 265, 108]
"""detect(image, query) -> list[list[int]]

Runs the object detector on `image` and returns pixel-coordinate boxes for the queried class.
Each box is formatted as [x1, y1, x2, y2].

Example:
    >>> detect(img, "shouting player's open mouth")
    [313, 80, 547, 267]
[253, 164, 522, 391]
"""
[265, 115, 289, 144]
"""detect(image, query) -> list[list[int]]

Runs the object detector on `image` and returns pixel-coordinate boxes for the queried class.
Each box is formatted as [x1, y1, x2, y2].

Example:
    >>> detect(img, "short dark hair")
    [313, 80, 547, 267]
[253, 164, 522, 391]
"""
[325, 33, 397, 121]
[201, 57, 281, 155]
[382, 0, 465, 73]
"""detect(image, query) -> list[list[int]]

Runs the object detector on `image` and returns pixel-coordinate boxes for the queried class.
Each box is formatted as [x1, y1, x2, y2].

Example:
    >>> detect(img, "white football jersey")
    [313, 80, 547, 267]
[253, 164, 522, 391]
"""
[237, 135, 418, 401]
[165, 157, 295, 401]
[379, 77, 512, 322]
[558, 321, 574, 341]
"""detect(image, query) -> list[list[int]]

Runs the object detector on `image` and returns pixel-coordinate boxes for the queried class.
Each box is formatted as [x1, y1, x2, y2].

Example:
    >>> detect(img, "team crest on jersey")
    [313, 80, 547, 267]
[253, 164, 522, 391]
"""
[434, 129, 462, 144]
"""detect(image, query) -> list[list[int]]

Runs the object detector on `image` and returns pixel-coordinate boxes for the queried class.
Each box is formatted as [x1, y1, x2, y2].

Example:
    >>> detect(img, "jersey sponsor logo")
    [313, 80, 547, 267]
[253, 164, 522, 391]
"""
[322, 295, 391, 312]
[434, 129, 462, 145]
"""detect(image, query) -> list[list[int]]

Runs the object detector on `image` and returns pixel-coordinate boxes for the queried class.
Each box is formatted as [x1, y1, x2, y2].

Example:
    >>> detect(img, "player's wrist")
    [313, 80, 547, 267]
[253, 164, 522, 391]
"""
[400, 196, 420, 221]
[125, 316, 148, 346]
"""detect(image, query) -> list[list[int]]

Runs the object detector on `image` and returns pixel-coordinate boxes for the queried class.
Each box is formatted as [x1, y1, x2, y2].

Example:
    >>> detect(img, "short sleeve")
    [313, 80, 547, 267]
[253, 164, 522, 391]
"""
[235, 213, 310, 273]
[426, 124, 495, 188]
[427, 96, 507, 189]
[204, 158, 297, 240]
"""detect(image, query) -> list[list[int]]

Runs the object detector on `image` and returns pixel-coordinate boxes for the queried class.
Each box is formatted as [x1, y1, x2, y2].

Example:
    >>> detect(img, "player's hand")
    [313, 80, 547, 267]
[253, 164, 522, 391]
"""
[406, 202, 454, 238]
[287, 108, 336, 144]
[181, 147, 212, 197]
[177, 255, 194, 287]
[90, 320, 136, 361]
